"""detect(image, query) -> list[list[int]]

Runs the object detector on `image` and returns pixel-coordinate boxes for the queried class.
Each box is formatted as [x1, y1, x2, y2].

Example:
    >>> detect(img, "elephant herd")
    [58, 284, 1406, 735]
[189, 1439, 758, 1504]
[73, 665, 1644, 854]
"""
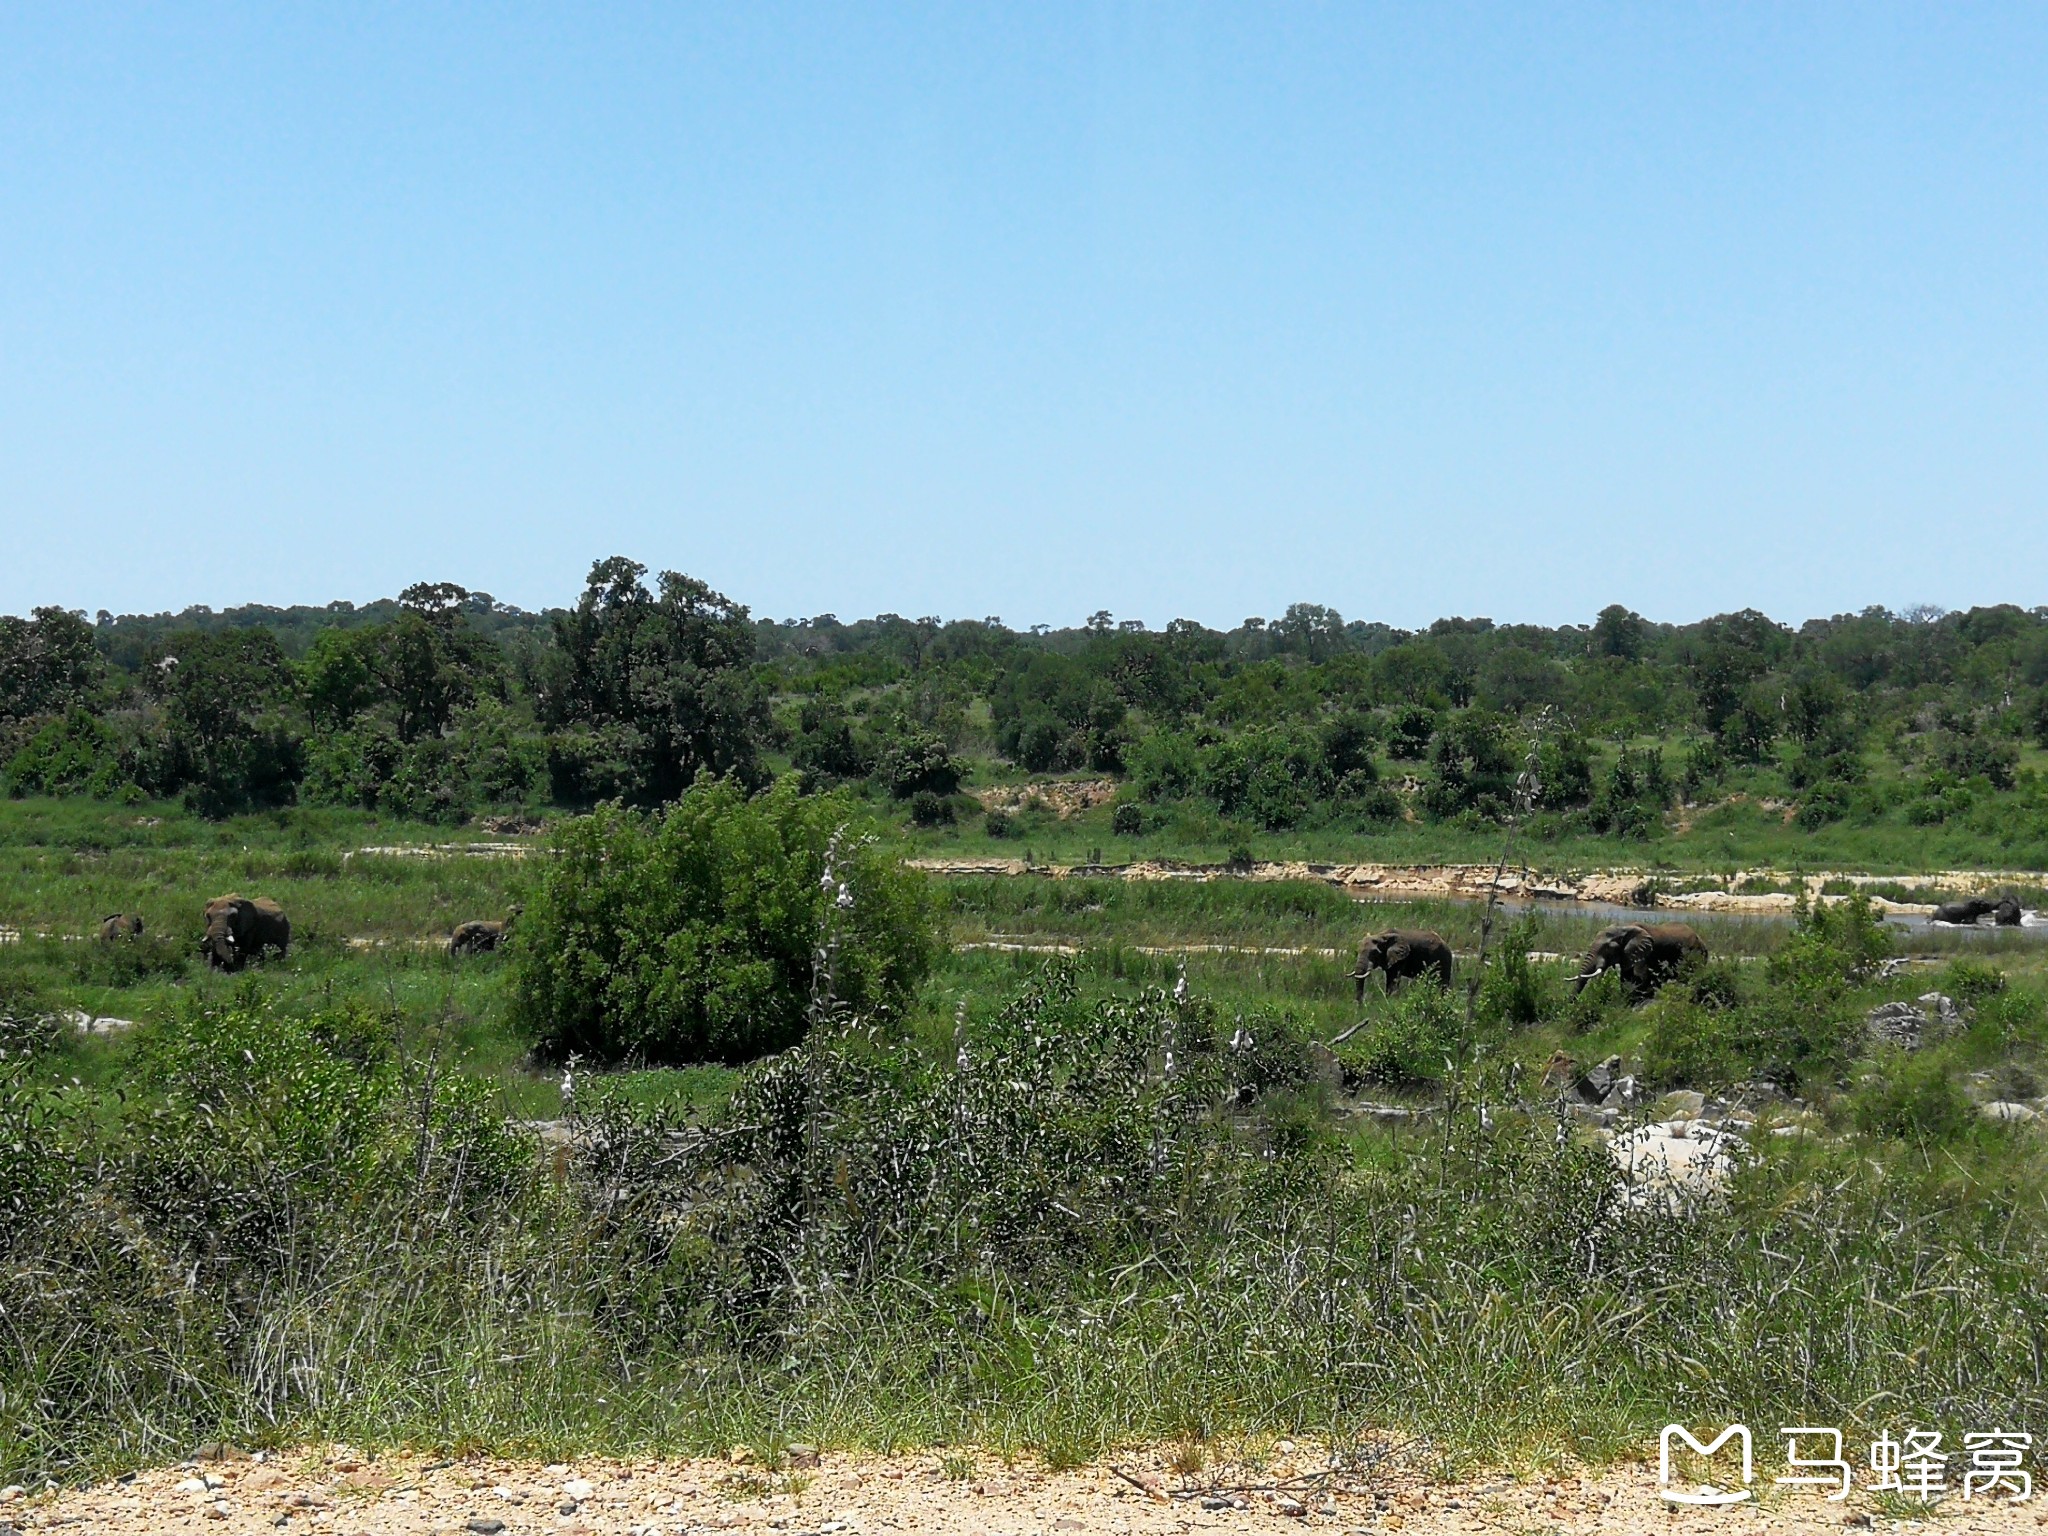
[92, 897, 514, 969]
[1353, 921, 1710, 1004]
[1931, 894, 2025, 927]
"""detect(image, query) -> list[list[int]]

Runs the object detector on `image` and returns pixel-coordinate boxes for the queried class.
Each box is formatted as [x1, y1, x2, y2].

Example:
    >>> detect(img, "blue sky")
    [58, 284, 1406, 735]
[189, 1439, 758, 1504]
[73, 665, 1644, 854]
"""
[3, 4, 2045, 629]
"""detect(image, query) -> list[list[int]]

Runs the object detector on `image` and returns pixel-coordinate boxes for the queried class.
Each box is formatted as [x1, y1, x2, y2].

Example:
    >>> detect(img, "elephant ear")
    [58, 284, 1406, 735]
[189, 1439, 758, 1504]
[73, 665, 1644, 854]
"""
[1385, 939, 1412, 970]
[1622, 932, 1655, 967]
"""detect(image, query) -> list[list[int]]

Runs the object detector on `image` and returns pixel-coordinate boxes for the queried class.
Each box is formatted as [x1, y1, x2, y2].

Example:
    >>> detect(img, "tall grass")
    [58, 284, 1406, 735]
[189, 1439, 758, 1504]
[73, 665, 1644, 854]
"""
[7, 966, 2048, 1483]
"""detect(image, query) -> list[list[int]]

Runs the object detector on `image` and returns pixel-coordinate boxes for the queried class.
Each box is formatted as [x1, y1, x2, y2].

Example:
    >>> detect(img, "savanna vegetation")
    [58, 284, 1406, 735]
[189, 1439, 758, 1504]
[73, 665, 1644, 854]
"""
[6, 568, 2048, 1491]
[12, 562, 2048, 868]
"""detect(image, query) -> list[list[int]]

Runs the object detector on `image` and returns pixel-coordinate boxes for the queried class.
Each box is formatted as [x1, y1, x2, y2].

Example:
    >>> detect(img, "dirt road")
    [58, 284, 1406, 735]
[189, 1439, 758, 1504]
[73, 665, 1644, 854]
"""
[8, 1444, 2042, 1536]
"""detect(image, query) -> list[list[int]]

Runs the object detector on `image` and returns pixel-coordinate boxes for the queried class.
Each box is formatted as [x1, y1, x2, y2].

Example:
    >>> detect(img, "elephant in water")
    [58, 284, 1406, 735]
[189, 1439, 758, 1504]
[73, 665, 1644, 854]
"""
[97, 913, 144, 942]
[1995, 896, 2025, 926]
[1352, 930, 1454, 1001]
[1573, 923, 1707, 1001]
[449, 919, 509, 957]
[201, 895, 290, 971]
[1931, 897, 2000, 925]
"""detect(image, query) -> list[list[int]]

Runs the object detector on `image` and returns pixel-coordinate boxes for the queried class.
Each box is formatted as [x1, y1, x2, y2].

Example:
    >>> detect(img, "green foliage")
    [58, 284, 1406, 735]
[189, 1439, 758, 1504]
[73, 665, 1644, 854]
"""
[304, 703, 544, 820]
[0, 607, 103, 727]
[1474, 918, 1554, 1028]
[1769, 892, 1893, 995]
[1384, 704, 1437, 760]
[513, 778, 941, 1064]
[1111, 802, 1143, 836]
[1343, 981, 1468, 1085]
[1419, 710, 1514, 821]
[1848, 1050, 1977, 1142]
[876, 727, 961, 799]
[4, 709, 130, 798]
[1199, 726, 1331, 830]
[144, 628, 306, 816]
[1560, 964, 1625, 1033]
[1940, 958, 2008, 1004]
[539, 557, 768, 804]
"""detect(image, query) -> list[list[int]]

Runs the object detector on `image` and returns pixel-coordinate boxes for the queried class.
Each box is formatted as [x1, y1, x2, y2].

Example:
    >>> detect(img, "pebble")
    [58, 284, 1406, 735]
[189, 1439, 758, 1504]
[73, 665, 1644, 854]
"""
[466, 1521, 507, 1535]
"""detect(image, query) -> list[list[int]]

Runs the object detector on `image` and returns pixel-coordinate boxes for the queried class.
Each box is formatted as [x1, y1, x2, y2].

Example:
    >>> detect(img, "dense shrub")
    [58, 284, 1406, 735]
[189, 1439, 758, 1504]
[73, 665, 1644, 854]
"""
[1848, 1050, 1977, 1142]
[512, 777, 941, 1064]
[1344, 981, 1469, 1085]
[4, 710, 130, 798]
[1474, 919, 1554, 1028]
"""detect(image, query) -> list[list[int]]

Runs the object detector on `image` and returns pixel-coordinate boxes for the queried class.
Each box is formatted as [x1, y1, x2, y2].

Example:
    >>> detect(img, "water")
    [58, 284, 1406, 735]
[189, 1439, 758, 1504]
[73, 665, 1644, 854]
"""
[1348, 889, 2048, 941]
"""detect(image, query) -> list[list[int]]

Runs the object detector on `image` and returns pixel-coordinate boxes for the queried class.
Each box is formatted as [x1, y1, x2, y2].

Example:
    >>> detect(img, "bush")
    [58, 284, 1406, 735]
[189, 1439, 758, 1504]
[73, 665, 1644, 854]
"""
[908, 789, 954, 826]
[1111, 802, 1143, 836]
[1345, 982, 1468, 1085]
[1474, 918, 1553, 1028]
[1561, 965, 1625, 1033]
[512, 777, 942, 1064]
[4, 709, 130, 798]
[1639, 995, 1741, 1089]
[984, 807, 1014, 838]
[878, 729, 962, 799]
[1939, 958, 2007, 1004]
[1385, 705, 1437, 761]
[1849, 1051, 1976, 1143]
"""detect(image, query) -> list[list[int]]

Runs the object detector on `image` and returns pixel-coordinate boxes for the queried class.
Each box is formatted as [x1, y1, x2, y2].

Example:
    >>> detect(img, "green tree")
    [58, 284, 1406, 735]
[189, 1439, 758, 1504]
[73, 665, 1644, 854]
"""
[512, 777, 941, 1064]
[542, 558, 767, 804]
[0, 607, 104, 728]
[146, 629, 304, 814]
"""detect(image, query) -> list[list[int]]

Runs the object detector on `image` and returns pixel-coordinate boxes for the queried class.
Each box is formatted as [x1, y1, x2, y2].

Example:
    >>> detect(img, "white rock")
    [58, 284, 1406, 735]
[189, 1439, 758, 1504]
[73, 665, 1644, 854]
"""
[1980, 1101, 2039, 1123]
[1609, 1123, 1741, 1210]
[563, 1478, 596, 1500]
[176, 1477, 208, 1493]
[0, 1485, 23, 1503]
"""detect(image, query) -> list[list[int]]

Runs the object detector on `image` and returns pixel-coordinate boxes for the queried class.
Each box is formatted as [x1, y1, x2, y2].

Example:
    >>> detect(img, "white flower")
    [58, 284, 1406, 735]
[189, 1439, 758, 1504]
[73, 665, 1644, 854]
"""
[835, 884, 854, 909]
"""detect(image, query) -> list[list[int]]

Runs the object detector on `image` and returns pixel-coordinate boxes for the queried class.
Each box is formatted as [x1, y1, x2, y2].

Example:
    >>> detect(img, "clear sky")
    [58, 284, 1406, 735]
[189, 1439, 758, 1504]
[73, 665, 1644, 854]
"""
[3, 4, 2045, 630]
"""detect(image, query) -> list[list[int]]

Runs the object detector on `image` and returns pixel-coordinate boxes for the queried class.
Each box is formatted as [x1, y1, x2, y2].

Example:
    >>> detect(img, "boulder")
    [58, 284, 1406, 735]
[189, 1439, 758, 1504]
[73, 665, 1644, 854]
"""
[1865, 993, 1963, 1051]
[1980, 1101, 2039, 1124]
[1609, 1121, 1743, 1211]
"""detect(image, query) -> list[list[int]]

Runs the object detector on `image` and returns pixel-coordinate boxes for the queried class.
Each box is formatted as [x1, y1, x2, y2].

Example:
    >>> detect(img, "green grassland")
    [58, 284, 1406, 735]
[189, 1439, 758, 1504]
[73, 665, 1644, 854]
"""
[6, 793, 2048, 1484]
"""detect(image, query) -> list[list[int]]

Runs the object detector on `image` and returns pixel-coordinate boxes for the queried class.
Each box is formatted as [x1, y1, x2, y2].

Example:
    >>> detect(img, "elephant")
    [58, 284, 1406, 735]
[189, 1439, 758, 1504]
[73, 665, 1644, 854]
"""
[1352, 929, 1454, 1001]
[1994, 896, 2025, 927]
[1572, 923, 1707, 1001]
[97, 912, 145, 942]
[201, 895, 290, 972]
[1931, 897, 2001, 926]
[449, 919, 509, 957]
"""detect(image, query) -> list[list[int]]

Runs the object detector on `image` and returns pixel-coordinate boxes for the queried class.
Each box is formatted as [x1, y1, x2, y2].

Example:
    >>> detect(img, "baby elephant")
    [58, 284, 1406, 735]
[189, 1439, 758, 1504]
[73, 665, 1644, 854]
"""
[448, 919, 509, 957]
[97, 912, 145, 941]
[1352, 929, 1454, 1001]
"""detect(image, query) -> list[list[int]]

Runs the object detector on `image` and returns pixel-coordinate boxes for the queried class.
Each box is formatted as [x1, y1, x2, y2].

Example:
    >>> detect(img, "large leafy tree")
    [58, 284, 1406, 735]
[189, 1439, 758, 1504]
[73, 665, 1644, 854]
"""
[541, 557, 767, 804]
[146, 629, 303, 814]
[0, 607, 104, 728]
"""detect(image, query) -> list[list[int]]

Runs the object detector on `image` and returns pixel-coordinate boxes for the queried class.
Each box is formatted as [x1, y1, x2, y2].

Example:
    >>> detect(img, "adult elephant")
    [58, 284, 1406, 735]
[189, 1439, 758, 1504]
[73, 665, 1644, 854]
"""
[1994, 896, 2025, 927]
[97, 912, 145, 941]
[1353, 930, 1454, 1001]
[1573, 923, 1706, 1001]
[201, 895, 290, 972]
[449, 918, 509, 957]
[1931, 897, 2000, 926]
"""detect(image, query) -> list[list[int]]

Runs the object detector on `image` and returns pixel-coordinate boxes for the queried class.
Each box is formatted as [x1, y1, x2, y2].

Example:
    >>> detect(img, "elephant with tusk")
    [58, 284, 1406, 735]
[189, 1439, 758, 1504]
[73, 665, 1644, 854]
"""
[1572, 923, 1707, 1002]
[1352, 929, 1454, 1002]
[200, 895, 290, 972]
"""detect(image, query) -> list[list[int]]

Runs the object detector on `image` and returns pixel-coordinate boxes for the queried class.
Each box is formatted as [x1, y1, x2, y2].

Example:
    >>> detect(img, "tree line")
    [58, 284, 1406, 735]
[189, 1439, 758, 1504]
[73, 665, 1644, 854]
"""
[5, 562, 2048, 839]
